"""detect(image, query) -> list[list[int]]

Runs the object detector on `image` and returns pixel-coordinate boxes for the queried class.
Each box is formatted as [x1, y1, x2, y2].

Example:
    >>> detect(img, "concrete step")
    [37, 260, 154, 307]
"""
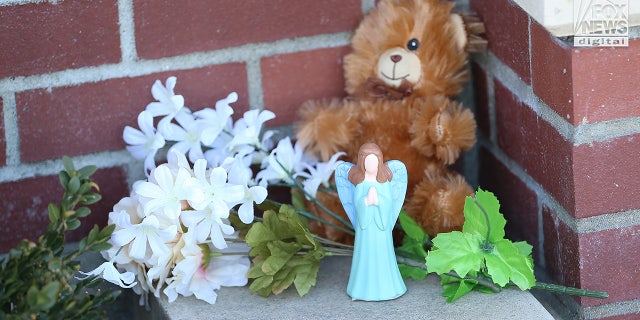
[148, 256, 554, 320]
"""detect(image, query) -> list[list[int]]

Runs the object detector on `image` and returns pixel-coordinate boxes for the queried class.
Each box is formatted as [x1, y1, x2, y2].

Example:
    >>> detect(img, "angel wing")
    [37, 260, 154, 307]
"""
[334, 161, 356, 227]
[386, 160, 408, 219]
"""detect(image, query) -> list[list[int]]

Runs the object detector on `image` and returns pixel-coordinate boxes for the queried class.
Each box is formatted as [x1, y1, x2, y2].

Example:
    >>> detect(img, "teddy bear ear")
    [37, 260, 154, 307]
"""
[449, 13, 468, 52]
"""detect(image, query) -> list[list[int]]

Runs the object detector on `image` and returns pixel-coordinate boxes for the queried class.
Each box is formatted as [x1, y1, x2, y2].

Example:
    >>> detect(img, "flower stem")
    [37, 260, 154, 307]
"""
[263, 199, 355, 236]
[472, 197, 494, 252]
[532, 282, 608, 299]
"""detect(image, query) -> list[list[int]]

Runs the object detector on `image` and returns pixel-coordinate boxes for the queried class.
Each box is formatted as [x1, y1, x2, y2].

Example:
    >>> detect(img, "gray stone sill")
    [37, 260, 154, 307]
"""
[149, 256, 554, 320]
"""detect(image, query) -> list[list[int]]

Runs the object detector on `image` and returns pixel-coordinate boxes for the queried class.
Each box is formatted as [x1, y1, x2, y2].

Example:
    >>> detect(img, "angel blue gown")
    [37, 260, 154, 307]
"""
[346, 180, 407, 301]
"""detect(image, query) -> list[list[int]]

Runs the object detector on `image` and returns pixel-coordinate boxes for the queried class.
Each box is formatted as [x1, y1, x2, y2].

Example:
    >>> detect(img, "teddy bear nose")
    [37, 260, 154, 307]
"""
[390, 55, 402, 63]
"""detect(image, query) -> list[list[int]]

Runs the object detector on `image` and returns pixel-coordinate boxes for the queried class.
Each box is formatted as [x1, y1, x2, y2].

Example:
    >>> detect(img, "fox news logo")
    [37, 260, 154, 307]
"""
[574, 0, 628, 47]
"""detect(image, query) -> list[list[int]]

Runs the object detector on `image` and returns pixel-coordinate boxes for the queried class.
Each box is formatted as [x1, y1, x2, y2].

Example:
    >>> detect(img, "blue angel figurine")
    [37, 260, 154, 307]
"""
[335, 142, 408, 301]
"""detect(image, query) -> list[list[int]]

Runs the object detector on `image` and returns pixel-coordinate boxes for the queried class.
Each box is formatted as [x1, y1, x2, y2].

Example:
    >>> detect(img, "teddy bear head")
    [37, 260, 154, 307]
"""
[344, 0, 471, 101]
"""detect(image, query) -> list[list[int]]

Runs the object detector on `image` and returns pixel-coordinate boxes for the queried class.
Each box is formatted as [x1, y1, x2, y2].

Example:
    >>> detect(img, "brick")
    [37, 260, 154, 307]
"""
[16, 64, 247, 162]
[494, 79, 575, 214]
[573, 134, 640, 218]
[262, 46, 350, 127]
[0, 1, 120, 79]
[470, 0, 531, 84]
[0, 167, 128, 253]
[471, 62, 490, 138]
[578, 225, 640, 306]
[478, 148, 540, 256]
[0, 97, 5, 166]
[134, 0, 362, 59]
[572, 38, 640, 124]
[542, 206, 581, 290]
[530, 20, 574, 123]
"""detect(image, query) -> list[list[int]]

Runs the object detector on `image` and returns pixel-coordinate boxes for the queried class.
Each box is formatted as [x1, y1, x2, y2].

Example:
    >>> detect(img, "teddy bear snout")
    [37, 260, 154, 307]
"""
[376, 48, 422, 88]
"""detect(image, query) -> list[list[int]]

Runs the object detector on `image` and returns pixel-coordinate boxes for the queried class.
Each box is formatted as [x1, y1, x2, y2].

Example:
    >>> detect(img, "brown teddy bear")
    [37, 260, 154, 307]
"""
[296, 0, 485, 242]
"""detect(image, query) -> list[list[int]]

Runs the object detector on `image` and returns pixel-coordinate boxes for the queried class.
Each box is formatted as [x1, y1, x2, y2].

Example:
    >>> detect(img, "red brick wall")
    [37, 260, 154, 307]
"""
[0, 0, 369, 252]
[471, 0, 640, 318]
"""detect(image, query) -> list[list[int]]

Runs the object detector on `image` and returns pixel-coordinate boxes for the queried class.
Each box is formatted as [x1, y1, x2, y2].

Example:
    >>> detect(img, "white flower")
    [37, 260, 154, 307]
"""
[109, 195, 144, 226]
[192, 160, 245, 211]
[134, 164, 205, 219]
[181, 160, 245, 249]
[237, 185, 267, 224]
[123, 111, 166, 174]
[255, 137, 305, 186]
[193, 92, 236, 145]
[219, 153, 254, 186]
[163, 238, 250, 304]
[76, 261, 137, 288]
[145, 77, 185, 117]
[297, 152, 345, 199]
[163, 112, 216, 163]
[111, 215, 177, 261]
[227, 109, 275, 151]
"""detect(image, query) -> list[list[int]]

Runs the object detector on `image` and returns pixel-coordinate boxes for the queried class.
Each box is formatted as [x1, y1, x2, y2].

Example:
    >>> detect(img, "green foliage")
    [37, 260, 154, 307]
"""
[0, 156, 118, 319]
[245, 205, 326, 297]
[425, 188, 536, 302]
[396, 211, 430, 281]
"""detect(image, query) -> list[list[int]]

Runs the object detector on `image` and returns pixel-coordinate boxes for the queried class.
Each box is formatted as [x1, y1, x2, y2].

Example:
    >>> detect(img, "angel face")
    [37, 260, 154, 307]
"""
[364, 153, 379, 176]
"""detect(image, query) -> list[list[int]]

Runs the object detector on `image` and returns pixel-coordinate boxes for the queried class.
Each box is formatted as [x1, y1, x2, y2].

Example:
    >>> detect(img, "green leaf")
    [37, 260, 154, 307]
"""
[484, 240, 536, 290]
[261, 241, 299, 275]
[426, 231, 484, 278]
[249, 275, 274, 296]
[97, 224, 116, 239]
[90, 242, 113, 252]
[48, 204, 60, 223]
[77, 165, 97, 179]
[75, 207, 91, 218]
[462, 188, 505, 242]
[293, 261, 319, 297]
[399, 211, 427, 242]
[67, 176, 81, 194]
[79, 193, 101, 205]
[398, 264, 427, 281]
[271, 267, 296, 295]
[441, 277, 478, 303]
[245, 222, 277, 250]
[58, 171, 70, 188]
[62, 156, 75, 174]
[66, 218, 81, 231]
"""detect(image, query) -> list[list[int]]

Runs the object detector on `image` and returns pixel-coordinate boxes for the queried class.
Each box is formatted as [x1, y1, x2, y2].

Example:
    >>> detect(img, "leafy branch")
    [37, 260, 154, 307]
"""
[0, 157, 118, 319]
[396, 188, 608, 302]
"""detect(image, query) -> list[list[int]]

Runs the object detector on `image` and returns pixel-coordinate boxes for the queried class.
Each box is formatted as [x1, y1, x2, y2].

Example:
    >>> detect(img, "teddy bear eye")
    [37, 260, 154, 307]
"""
[407, 38, 419, 51]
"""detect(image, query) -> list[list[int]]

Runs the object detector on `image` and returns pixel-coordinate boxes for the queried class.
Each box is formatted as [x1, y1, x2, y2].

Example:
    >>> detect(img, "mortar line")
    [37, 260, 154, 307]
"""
[0, 150, 134, 183]
[0, 0, 53, 6]
[536, 195, 545, 268]
[583, 298, 640, 319]
[0, 32, 351, 94]
[486, 71, 497, 145]
[2, 92, 20, 166]
[477, 136, 579, 231]
[245, 57, 264, 110]
[472, 52, 640, 146]
[117, 0, 138, 63]
[361, 0, 376, 14]
[480, 136, 640, 234]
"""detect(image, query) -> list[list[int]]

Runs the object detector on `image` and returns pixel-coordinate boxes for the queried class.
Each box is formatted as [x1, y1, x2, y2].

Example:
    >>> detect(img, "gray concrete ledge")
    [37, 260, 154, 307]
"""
[150, 256, 554, 320]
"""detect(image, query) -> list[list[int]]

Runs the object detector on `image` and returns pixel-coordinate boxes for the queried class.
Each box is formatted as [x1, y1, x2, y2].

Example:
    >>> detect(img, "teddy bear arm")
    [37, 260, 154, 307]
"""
[410, 99, 476, 165]
[296, 99, 361, 161]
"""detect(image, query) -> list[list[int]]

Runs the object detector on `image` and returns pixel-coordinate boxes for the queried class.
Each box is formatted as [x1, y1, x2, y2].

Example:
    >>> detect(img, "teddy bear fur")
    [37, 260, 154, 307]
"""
[296, 0, 484, 242]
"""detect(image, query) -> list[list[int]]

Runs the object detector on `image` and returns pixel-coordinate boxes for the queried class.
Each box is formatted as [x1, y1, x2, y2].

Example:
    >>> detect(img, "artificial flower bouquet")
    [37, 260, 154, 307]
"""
[84, 77, 607, 307]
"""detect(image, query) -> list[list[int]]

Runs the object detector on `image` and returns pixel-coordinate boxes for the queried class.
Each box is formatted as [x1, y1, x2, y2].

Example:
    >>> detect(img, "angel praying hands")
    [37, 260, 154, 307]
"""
[335, 142, 408, 301]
